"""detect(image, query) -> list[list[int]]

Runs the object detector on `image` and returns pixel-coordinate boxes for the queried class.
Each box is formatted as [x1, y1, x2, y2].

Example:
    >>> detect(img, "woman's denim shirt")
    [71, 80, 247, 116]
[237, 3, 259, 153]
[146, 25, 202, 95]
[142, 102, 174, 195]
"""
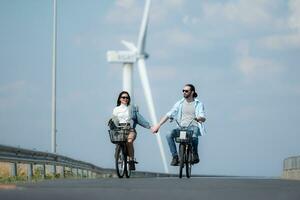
[130, 105, 151, 129]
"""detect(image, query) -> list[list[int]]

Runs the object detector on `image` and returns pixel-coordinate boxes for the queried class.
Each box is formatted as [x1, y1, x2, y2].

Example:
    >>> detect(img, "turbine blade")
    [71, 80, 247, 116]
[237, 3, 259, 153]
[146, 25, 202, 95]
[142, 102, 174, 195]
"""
[137, 0, 151, 54]
[121, 40, 137, 52]
[137, 58, 169, 173]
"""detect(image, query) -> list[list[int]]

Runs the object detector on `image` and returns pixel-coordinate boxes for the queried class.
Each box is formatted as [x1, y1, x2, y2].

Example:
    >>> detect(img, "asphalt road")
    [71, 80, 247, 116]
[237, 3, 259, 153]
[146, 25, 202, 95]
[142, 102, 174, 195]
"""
[1, 177, 300, 200]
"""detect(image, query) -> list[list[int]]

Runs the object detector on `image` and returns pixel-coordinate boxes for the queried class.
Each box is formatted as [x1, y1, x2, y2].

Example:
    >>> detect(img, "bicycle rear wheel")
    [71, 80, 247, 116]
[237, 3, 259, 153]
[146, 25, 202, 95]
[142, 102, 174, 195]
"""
[115, 144, 126, 178]
[186, 145, 192, 178]
[179, 144, 185, 178]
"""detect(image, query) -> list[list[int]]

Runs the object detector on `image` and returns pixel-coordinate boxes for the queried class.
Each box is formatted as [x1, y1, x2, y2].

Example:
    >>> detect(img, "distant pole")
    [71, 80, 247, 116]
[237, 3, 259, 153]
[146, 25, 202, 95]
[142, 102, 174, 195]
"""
[51, 0, 57, 153]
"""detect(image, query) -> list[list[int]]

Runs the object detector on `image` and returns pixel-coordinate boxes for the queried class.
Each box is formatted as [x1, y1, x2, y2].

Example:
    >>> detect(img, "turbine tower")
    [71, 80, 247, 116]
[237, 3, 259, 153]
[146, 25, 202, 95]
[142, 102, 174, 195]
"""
[107, 0, 169, 173]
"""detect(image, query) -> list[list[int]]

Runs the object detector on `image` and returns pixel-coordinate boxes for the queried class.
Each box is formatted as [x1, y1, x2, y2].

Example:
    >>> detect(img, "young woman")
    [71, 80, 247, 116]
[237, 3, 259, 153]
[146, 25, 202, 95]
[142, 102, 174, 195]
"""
[112, 91, 152, 170]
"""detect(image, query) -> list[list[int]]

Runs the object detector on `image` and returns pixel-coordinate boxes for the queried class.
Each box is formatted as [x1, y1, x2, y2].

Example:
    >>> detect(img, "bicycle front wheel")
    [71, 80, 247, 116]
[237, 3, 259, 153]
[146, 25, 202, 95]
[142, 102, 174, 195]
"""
[186, 145, 192, 178]
[115, 144, 126, 178]
[179, 144, 185, 178]
[125, 155, 131, 178]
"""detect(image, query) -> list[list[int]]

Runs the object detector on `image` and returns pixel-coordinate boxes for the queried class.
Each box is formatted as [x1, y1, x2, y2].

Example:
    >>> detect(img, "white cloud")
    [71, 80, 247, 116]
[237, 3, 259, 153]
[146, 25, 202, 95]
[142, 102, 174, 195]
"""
[167, 29, 195, 46]
[288, 0, 300, 31]
[105, 0, 141, 24]
[182, 15, 200, 25]
[259, 34, 300, 49]
[105, 0, 185, 25]
[201, 0, 275, 26]
[163, 0, 184, 8]
[258, 0, 300, 50]
[115, 0, 136, 9]
[238, 54, 279, 76]
[155, 28, 209, 48]
[236, 41, 282, 80]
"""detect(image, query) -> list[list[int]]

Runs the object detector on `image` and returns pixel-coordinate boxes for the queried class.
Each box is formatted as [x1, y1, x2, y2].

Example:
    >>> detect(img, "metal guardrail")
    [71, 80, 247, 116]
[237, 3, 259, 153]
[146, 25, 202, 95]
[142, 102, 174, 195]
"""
[282, 155, 300, 180]
[0, 144, 176, 179]
[0, 144, 112, 179]
[283, 156, 300, 170]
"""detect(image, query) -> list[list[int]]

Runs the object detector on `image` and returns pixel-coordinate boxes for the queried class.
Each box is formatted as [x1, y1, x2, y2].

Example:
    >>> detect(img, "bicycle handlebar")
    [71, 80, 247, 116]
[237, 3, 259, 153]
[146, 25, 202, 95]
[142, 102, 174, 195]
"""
[169, 117, 197, 129]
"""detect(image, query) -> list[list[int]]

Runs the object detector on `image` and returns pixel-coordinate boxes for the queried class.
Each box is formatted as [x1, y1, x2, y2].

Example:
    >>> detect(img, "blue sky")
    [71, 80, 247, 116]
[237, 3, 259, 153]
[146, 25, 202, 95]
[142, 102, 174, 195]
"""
[1, 0, 300, 177]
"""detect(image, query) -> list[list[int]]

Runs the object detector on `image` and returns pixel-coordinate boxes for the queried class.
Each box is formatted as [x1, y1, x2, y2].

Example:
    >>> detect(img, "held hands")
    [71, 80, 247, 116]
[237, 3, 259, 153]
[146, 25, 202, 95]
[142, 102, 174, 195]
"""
[150, 125, 160, 134]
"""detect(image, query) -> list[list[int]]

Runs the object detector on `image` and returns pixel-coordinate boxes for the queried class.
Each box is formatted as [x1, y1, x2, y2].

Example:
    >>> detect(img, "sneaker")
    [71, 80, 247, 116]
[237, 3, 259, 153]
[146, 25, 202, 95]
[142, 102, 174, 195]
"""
[192, 153, 200, 164]
[129, 160, 136, 170]
[170, 155, 179, 166]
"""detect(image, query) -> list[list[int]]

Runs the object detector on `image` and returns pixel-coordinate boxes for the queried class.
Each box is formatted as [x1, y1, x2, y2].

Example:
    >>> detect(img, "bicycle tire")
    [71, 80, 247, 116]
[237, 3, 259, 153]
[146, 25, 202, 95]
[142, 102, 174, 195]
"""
[125, 163, 131, 178]
[186, 145, 192, 178]
[125, 147, 131, 178]
[179, 144, 185, 178]
[115, 144, 126, 178]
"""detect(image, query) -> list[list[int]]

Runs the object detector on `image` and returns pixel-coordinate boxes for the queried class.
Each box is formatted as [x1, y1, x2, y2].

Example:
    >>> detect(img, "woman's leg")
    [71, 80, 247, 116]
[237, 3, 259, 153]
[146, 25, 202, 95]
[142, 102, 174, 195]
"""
[127, 129, 137, 170]
[127, 129, 136, 160]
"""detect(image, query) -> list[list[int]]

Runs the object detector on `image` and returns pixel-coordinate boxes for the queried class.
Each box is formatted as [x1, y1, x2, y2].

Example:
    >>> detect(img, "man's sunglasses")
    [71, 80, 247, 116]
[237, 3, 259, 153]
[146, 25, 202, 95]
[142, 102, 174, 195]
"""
[120, 96, 129, 99]
[182, 90, 190, 93]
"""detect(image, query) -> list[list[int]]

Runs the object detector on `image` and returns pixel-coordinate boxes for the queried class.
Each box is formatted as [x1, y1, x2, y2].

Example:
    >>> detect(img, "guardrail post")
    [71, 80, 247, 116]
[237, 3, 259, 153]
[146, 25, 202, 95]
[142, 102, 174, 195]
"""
[42, 164, 46, 179]
[62, 166, 65, 178]
[56, 166, 63, 178]
[11, 162, 17, 177]
[53, 165, 57, 177]
[27, 163, 33, 180]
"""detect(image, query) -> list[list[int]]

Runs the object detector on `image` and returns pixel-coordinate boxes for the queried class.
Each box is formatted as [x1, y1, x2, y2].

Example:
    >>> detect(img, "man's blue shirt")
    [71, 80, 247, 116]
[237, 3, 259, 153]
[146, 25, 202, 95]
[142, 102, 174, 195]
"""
[166, 98, 207, 136]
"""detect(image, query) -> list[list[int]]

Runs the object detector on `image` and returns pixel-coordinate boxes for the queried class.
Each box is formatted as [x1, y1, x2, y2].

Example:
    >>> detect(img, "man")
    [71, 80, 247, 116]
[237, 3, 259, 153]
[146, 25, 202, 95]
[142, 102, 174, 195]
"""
[152, 84, 206, 166]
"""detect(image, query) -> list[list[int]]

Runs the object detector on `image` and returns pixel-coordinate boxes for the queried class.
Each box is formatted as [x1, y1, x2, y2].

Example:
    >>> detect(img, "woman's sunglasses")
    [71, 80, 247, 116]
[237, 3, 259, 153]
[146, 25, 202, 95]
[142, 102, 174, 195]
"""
[120, 96, 129, 99]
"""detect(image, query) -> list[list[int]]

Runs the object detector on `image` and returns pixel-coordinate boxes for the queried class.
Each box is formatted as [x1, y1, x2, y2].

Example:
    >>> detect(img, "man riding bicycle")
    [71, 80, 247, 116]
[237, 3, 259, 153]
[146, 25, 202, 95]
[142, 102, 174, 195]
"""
[152, 84, 206, 166]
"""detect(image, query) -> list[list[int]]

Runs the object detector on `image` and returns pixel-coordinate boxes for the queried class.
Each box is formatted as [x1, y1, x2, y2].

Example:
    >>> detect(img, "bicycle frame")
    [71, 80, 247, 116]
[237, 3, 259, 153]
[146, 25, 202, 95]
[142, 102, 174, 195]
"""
[113, 125, 131, 178]
[170, 118, 196, 178]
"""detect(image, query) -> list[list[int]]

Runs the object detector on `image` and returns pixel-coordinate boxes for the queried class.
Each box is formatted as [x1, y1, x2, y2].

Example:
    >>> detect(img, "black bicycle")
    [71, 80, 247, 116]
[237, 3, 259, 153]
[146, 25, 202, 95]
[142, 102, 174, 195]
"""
[108, 125, 131, 178]
[171, 118, 195, 178]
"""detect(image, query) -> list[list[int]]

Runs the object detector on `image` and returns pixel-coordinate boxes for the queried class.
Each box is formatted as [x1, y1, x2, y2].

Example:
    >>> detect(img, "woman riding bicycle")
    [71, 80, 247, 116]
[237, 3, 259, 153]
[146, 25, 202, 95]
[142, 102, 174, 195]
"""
[111, 91, 152, 170]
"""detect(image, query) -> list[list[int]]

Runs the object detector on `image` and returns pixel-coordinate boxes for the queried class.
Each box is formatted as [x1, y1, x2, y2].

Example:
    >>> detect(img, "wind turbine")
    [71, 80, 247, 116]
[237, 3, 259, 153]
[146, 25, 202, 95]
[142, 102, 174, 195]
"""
[107, 0, 169, 173]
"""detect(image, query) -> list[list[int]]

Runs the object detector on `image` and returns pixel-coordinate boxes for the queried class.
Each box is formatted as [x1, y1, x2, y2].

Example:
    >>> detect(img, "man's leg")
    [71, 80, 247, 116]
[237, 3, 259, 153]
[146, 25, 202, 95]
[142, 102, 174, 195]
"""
[166, 128, 179, 166]
[191, 126, 200, 163]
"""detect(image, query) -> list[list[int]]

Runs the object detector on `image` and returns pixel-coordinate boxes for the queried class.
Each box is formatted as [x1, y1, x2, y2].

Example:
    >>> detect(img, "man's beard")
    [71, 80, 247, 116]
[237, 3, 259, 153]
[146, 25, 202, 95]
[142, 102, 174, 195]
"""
[184, 93, 191, 98]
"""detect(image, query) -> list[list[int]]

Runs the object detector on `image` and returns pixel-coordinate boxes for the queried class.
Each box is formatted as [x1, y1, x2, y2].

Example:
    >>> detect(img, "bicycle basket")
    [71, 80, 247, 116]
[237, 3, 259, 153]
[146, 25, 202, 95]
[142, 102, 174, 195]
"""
[175, 130, 193, 143]
[108, 129, 129, 144]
